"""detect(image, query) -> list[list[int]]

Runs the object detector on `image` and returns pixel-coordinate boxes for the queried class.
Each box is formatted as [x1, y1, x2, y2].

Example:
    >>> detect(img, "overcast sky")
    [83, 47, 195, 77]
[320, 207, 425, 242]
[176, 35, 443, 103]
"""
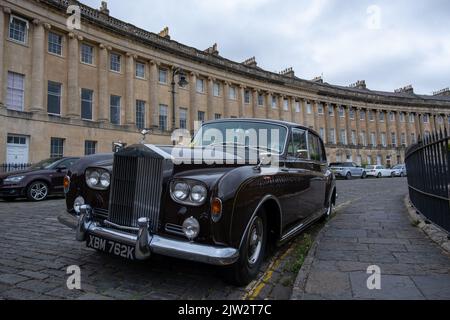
[82, 0, 450, 95]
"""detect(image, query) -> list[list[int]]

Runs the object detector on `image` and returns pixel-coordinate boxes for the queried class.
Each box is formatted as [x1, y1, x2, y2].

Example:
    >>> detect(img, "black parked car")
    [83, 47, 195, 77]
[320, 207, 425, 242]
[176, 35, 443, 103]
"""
[59, 119, 336, 285]
[0, 157, 80, 201]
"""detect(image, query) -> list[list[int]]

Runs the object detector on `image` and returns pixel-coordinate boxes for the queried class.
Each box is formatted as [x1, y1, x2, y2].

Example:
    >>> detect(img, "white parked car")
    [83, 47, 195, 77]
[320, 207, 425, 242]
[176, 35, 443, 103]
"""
[365, 165, 393, 178]
[391, 164, 407, 177]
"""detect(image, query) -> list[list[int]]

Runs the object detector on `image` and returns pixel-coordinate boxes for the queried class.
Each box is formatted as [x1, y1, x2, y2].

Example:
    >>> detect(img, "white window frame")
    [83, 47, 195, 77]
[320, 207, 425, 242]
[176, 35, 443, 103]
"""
[306, 102, 312, 114]
[159, 68, 168, 84]
[229, 86, 237, 100]
[135, 62, 146, 79]
[8, 15, 29, 45]
[80, 43, 94, 65]
[213, 82, 221, 97]
[47, 81, 62, 116]
[110, 53, 121, 73]
[47, 31, 63, 56]
[6, 71, 25, 111]
[196, 79, 205, 93]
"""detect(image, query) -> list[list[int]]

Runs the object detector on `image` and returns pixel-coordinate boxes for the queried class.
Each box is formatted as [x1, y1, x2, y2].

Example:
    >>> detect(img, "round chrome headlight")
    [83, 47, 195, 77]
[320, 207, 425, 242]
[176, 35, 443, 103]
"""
[173, 182, 190, 201]
[182, 217, 200, 240]
[190, 184, 207, 203]
[74, 196, 85, 214]
[87, 170, 100, 187]
[100, 172, 110, 188]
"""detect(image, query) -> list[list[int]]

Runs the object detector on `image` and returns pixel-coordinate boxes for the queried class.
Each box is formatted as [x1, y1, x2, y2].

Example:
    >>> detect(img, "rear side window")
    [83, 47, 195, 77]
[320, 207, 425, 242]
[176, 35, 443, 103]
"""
[288, 128, 307, 157]
[308, 132, 323, 162]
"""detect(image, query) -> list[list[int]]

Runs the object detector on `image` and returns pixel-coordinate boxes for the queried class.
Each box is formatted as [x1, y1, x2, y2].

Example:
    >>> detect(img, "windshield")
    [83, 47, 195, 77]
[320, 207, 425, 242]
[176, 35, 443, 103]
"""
[30, 158, 60, 170]
[366, 165, 375, 169]
[330, 163, 344, 167]
[392, 165, 402, 169]
[192, 121, 288, 154]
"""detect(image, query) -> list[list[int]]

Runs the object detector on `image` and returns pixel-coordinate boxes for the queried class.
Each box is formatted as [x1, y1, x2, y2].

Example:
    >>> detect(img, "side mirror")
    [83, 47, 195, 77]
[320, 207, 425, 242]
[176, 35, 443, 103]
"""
[296, 149, 308, 159]
[56, 166, 67, 172]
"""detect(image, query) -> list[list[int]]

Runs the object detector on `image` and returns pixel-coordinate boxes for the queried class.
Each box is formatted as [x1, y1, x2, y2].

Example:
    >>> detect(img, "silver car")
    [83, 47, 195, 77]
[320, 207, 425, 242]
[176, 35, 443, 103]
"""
[391, 164, 407, 177]
[329, 162, 367, 180]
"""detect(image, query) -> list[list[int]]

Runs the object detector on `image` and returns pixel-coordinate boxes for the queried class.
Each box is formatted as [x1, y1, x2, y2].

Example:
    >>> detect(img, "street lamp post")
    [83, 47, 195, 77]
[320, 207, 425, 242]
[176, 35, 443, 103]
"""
[171, 67, 189, 134]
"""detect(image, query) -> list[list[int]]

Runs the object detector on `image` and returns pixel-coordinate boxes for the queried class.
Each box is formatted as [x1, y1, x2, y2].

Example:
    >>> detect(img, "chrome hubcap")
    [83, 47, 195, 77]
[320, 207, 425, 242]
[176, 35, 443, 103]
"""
[247, 216, 263, 266]
[31, 183, 48, 200]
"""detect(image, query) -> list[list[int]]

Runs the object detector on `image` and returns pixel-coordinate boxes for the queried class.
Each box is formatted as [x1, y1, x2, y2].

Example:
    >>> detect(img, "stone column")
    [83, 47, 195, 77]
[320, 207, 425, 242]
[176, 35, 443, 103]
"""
[418, 113, 424, 138]
[30, 20, 46, 112]
[0, 8, 6, 106]
[223, 81, 230, 118]
[301, 99, 307, 126]
[355, 108, 361, 145]
[345, 106, 351, 145]
[431, 114, 437, 133]
[384, 111, 390, 146]
[189, 72, 198, 132]
[405, 112, 411, 146]
[313, 101, 319, 131]
[415, 113, 421, 140]
[365, 109, 370, 146]
[67, 32, 81, 117]
[265, 92, 271, 119]
[290, 97, 296, 123]
[323, 103, 330, 144]
[206, 77, 214, 120]
[251, 89, 258, 119]
[278, 95, 283, 120]
[375, 109, 381, 147]
[238, 85, 245, 118]
[97, 44, 109, 122]
[125, 53, 136, 125]
[395, 111, 401, 147]
[334, 105, 341, 144]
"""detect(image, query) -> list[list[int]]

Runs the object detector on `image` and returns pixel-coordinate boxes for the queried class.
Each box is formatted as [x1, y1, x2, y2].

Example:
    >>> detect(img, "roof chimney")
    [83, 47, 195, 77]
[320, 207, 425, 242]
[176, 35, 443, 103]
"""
[394, 85, 414, 94]
[279, 67, 295, 78]
[242, 57, 257, 68]
[349, 80, 367, 89]
[158, 27, 170, 39]
[99, 1, 109, 15]
[204, 43, 219, 56]
[433, 87, 450, 96]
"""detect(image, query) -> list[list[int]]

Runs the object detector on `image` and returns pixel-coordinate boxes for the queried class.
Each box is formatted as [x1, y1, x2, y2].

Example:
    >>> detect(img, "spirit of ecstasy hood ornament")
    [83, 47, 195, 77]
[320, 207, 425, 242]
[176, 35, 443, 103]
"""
[140, 129, 151, 144]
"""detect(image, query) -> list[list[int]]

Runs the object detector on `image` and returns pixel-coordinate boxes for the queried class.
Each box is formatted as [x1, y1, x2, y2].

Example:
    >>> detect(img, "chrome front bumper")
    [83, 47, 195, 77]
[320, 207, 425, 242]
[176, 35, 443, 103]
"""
[58, 206, 239, 266]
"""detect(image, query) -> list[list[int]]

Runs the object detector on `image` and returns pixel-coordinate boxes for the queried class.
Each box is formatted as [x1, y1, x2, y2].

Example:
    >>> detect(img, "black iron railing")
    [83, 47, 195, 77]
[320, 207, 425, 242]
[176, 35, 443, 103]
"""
[405, 129, 450, 232]
[0, 163, 31, 173]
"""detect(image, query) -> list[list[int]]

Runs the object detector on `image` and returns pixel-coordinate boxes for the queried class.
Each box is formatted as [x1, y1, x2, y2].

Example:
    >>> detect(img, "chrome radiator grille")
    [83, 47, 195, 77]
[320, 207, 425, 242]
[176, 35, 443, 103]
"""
[108, 154, 164, 232]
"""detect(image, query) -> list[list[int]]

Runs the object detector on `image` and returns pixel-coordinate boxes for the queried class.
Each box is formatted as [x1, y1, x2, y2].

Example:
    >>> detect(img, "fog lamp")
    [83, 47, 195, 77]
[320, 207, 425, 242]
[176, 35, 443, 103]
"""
[74, 196, 85, 214]
[182, 217, 200, 241]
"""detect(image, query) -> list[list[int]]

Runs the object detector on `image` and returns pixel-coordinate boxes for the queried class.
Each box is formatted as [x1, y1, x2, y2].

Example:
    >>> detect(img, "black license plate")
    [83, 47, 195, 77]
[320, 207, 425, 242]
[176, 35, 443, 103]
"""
[86, 234, 135, 260]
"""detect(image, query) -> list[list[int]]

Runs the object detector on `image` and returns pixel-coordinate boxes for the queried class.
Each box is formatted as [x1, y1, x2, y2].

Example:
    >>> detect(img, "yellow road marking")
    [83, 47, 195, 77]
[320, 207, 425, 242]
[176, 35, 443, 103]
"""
[242, 245, 294, 300]
[241, 197, 359, 300]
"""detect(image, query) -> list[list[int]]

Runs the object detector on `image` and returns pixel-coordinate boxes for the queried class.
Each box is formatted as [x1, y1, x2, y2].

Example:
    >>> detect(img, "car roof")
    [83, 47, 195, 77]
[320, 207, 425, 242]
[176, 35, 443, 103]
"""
[203, 118, 321, 137]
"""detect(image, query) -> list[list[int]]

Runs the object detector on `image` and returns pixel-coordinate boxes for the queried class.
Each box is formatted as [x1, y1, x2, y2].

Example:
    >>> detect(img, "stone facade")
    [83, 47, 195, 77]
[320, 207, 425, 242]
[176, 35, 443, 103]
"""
[0, 0, 449, 165]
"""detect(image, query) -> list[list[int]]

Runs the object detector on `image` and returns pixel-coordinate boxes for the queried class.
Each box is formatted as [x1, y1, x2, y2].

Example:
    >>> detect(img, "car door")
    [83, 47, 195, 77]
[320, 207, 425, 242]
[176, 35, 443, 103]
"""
[349, 162, 358, 176]
[281, 128, 314, 228]
[51, 158, 78, 192]
[307, 132, 327, 217]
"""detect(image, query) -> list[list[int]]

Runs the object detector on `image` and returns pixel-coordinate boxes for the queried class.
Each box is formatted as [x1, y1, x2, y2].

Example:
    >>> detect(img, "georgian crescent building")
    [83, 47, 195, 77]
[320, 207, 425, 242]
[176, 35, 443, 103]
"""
[1, 0, 449, 166]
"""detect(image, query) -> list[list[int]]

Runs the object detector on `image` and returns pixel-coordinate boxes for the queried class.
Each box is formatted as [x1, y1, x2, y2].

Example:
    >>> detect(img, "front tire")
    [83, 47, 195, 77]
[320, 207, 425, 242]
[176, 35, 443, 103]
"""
[345, 172, 352, 180]
[224, 210, 267, 286]
[27, 181, 49, 201]
[377, 173, 382, 179]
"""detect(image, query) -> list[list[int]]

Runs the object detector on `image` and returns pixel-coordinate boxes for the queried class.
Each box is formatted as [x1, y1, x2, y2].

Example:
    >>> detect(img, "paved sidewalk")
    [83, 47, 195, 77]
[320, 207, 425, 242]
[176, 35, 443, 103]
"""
[292, 178, 450, 300]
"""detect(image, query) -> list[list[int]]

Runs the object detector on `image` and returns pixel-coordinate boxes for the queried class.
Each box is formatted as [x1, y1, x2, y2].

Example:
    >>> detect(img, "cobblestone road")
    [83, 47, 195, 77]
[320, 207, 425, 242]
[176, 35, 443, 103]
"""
[292, 178, 450, 300]
[1, 177, 441, 300]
